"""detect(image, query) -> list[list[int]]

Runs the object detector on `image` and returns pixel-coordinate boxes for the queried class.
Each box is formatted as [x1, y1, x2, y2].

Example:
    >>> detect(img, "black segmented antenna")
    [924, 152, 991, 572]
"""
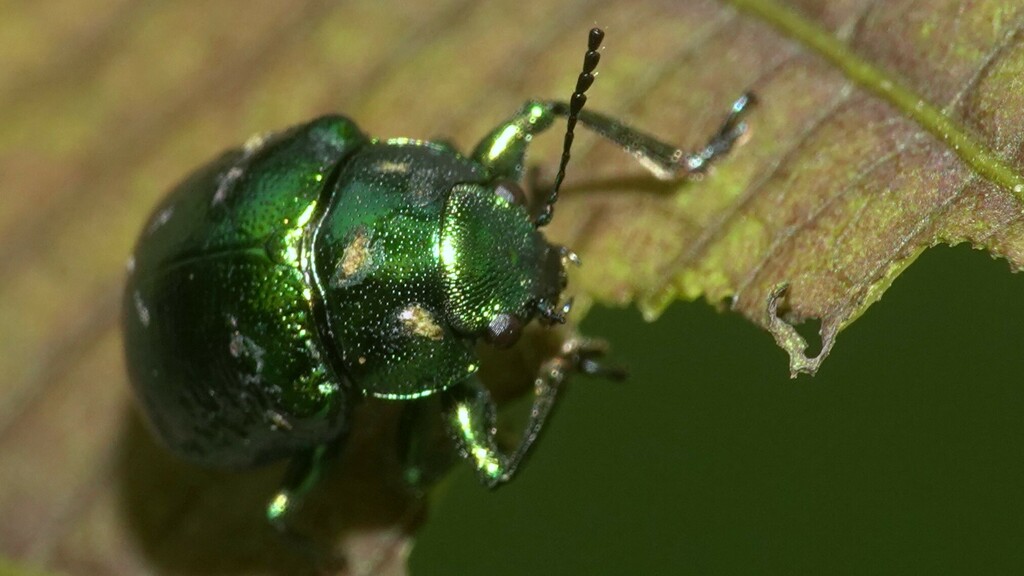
[536, 27, 604, 228]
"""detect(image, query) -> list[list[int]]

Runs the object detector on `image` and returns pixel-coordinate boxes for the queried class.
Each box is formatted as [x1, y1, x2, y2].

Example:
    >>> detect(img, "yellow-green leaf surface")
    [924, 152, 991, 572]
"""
[4, 0, 1024, 574]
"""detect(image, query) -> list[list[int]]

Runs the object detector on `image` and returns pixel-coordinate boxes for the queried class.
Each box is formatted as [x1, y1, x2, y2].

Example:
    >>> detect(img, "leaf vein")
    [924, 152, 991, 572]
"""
[732, 119, 921, 302]
[664, 73, 852, 282]
[726, 0, 1024, 205]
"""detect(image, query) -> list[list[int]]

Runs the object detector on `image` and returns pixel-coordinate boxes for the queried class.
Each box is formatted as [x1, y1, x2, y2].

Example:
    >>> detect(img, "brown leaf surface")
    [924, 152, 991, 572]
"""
[3, 0, 1024, 574]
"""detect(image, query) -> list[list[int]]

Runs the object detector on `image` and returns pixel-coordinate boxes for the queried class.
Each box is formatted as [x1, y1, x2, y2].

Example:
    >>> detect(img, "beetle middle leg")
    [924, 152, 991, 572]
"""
[441, 336, 624, 488]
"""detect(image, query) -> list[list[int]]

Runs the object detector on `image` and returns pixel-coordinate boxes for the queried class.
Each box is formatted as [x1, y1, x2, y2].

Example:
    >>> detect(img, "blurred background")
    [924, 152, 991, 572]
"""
[3, 0, 1024, 574]
[415, 245, 1024, 574]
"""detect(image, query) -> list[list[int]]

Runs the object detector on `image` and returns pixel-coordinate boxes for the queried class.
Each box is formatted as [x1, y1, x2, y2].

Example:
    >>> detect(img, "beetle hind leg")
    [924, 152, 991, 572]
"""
[441, 336, 623, 488]
[262, 435, 351, 571]
[265, 436, 345, 529]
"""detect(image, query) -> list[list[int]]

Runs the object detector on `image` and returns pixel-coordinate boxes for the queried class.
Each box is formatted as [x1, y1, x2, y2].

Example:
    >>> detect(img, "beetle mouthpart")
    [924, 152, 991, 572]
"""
[537, 296, 574, 326]
[537, 301, 567, 326]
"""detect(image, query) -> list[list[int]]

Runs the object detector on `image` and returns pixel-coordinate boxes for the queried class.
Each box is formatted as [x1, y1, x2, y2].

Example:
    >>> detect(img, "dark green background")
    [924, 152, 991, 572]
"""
[413, 245, 1024, 574]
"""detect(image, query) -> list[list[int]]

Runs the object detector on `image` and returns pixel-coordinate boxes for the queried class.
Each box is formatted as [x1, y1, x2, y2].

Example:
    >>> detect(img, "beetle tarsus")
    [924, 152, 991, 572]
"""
[567, 337, 628, 381]
[537, 301, 568, 325]
[683, 91, 757, 175]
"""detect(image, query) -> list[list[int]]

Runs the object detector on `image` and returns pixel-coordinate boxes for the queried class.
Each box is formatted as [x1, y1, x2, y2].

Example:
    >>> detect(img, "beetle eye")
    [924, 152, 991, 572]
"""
[485, 313, 523, 348]
[493, 180, 528, 207]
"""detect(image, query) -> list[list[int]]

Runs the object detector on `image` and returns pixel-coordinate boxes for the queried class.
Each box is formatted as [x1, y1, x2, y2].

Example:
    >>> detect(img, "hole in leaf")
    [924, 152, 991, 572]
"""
[792, 317, 823, 358]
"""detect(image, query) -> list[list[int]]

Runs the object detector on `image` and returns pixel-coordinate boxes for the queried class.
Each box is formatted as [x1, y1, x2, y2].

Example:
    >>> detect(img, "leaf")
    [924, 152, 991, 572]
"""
[2, 0, 1023, 574]
[557, 0, 1024, 376]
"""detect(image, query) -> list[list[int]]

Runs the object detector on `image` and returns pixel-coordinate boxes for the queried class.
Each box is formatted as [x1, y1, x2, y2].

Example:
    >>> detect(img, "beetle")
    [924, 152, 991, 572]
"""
[122, 28, 753, 525]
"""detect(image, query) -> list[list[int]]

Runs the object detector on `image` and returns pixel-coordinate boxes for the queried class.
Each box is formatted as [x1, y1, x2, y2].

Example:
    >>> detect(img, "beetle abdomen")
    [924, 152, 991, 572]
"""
[123, 116, 367, 468]
[125, 254, 340, 467]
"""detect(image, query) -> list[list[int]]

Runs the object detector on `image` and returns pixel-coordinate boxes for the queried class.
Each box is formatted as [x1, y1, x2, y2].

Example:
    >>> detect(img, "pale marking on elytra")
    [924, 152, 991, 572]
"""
[146, 205, 175, 234]
[399, 305, 444, 341]
[212, 166, 244, 206]
[332, 227, 374, 286]
[267, 410, 293, 432]
[133, 291, 150, 328]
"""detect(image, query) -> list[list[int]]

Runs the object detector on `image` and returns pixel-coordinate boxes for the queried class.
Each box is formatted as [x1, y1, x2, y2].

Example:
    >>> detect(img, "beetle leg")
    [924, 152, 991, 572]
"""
[263, 437, 350, 571]
[470, 101, 560, 183]
[396, 396, 458, 492]
[441, 336, 624, 488]
[472, 92, 755, 184]
[568, 92, 756, 179]
[265, 440, 340, 529]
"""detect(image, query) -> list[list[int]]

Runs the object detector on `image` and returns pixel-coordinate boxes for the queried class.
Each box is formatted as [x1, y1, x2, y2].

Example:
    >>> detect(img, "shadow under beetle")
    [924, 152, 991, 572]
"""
[122, 28, 754, 526]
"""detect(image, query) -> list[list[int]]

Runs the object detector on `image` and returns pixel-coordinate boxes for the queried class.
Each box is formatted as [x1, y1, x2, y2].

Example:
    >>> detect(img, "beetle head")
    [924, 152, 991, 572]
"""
[439, 180, 570, 348]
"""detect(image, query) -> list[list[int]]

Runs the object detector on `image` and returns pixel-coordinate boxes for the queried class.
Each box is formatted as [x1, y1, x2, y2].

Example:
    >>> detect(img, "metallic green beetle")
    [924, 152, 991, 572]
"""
[122, 28, 753, 524]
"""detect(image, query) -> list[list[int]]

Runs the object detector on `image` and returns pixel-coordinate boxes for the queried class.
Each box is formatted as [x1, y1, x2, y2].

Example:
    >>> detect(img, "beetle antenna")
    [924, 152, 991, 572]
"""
[536, 27, 604, 228]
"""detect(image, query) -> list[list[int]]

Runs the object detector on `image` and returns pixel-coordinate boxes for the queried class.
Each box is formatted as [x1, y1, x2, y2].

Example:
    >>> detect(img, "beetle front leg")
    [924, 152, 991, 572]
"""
[472, 93, 755, 183]
[442, 336, 624, 488]
[570, 92, 755, 179]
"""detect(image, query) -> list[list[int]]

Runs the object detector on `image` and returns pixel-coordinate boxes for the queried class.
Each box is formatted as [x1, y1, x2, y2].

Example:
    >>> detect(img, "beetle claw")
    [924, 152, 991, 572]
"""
[559, 246, 582, 267]
[559, 297, 574, 317]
